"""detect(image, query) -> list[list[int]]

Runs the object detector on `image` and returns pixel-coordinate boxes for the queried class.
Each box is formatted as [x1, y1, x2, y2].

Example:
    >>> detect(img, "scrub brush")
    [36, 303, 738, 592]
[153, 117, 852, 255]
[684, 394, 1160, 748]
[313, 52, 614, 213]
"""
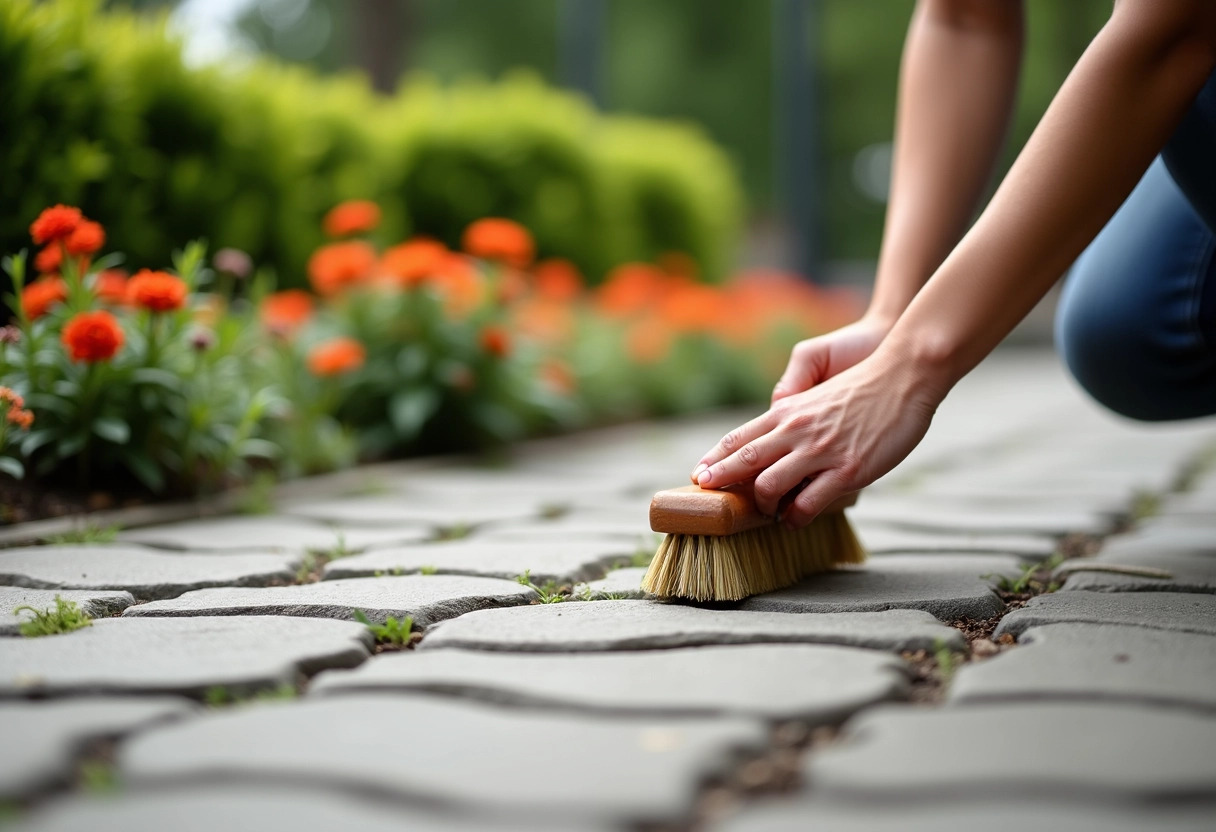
[641, 485, 865, 602]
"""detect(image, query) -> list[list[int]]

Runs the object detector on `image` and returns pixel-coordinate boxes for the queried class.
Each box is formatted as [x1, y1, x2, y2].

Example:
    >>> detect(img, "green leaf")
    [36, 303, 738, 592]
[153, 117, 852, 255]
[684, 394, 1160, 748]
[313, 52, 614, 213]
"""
[0, 456, 24, 479]
[56, 433, 87, 460]
[395, 346, 428, 380]
[92, 418, 130, 445]
[121, 449, 166, 493]
[388, 388, 441, 440]
[132, 367, 183, 391]
[237, 438, 280, 460]
[20, 430, 56, 457]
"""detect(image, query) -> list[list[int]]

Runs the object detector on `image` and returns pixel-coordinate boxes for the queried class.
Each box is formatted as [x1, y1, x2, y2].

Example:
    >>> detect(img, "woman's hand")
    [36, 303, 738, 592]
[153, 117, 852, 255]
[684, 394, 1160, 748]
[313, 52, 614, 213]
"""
[691, 346, 947, 527]
[770, 314, 894, 404]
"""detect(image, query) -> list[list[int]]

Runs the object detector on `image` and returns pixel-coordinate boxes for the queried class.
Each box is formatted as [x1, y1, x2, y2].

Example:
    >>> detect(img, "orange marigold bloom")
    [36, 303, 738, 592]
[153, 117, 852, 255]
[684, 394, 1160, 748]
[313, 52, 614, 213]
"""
[533, 258, 583, 302]
[539, 358, 576, 395]
[512, 298, 574, 344]
[307, 337, 366, 377]
[308, 241, 376, 296]
[479, 325, 511, 358]
[30, 205, 82, 245]
[61, 310, 124, 363]
[379, 238, 449, 287]
[596, 263, 668, 317]
[0, 387, 24, 410]
[34, 245, 62, 274]
[93, 269, 129, 305]
[260, 290, 315, 334]
[6, 408, 34, 430]
[625, 318, 673, 364]
[127, 269, 188, 312]
[65, 220, 105, 256]
[323, 200, 382, 237]
[20, 277, 68, 320]
[462, 218, 535, 269]
[429, 254, 485, 319]
[659, 283, 728, 333]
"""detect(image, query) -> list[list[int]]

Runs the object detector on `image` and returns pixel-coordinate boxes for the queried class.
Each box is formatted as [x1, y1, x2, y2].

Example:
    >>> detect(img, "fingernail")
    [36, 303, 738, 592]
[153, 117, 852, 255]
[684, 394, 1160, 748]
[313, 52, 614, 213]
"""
[691, 464, 707, 482]
[697, 469, 712, 486]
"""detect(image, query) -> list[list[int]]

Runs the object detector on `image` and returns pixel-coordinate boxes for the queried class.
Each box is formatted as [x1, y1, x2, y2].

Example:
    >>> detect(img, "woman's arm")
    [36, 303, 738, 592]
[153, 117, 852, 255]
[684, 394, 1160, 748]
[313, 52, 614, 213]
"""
[695, 0, 1216, 524]
[771, 0, 1024, 402]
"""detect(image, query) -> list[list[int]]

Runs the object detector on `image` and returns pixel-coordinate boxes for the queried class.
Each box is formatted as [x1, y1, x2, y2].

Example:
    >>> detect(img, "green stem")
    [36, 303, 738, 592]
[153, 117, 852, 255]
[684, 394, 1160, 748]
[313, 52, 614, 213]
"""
[77, 362, 99, 487]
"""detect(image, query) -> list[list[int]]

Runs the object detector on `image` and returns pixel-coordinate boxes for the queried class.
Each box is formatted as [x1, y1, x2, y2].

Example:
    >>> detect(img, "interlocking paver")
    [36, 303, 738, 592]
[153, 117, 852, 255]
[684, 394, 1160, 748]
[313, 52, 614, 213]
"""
[0, 697, 196, 799]
[1060, 552, 1216, 594]
[116, 693, 768, 825]
[580, 566, 649, 599]
[124, 575, 537, 628]
[0, 546, 300, 600]
[0, 616, 370, 698]
[1096, 525, 1216, 558]
[853, 524, 1055, 559]
[994, 591, 1216, 638]
[950, 622, 1216, 710]
[849, 499, 1113, 536]
[740, 554, 1021, 620]
[119, 516, 428, 552]
[716, 800, 1216, 832]
[323, 539, 634, 584]
[311, 644, 908, 720]
[418, 600, 965, 652]
[6, 786, 586, 832]
[0, 587, 134, 635]
[281, 493, 543, 529]
[477, 508, 656, 542]
[806, 702, 1216, 802]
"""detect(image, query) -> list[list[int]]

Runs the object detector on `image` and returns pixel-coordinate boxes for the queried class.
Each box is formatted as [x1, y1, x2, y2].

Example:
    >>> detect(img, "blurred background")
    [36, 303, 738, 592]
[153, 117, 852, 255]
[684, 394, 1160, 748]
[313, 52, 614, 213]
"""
[3, 0, 1110, 291]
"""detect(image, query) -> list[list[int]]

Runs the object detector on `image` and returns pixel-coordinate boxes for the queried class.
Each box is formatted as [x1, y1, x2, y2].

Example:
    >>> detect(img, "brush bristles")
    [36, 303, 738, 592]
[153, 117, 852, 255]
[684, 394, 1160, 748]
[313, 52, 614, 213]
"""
[641, 512, 866, 602]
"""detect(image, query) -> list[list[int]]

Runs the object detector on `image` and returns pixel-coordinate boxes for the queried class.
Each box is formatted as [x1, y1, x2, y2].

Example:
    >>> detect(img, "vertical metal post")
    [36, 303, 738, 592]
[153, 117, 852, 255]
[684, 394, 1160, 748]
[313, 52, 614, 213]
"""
[558, 0, 605, 106]
[772, 0, 822, 280]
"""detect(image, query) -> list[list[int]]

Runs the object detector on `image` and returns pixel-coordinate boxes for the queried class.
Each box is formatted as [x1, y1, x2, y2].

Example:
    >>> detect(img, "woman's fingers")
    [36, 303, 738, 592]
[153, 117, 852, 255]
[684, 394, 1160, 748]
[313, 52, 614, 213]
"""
[691, 412, 777, 483]
[695, 432, 787, 489]
[751, 453, 829, 518]
[781, 469, 854, 528]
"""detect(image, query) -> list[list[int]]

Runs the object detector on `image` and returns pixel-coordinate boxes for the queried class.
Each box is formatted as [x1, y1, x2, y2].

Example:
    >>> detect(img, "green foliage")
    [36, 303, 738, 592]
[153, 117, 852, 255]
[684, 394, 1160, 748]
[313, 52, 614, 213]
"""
[78, 760, 120, 794]
[418, 565, 438, 575]
[986, 553, 1066, 595]
[1, 0, 743, 286]
[13, 595, 92, 636]
[933, 638, 960, 682]
[44, 521, 120, 544]
[203, 683, 298, 707]
[516, 569, 566, 603]
[352, 608, 414, 646]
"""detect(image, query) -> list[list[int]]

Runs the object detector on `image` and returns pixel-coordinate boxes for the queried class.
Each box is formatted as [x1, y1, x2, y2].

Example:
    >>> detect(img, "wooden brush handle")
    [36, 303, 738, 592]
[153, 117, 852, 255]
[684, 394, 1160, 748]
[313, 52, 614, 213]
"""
[649, 485, 858, 536]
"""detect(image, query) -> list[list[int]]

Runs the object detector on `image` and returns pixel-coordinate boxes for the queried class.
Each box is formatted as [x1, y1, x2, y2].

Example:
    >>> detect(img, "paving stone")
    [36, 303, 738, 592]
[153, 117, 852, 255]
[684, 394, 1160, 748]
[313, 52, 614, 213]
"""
[0, 697, 196, 799]
[117, 693, 768, 825]
[1096, 525, 1216, 559]
[281, 493, 543, 529]
[312, 644, 907, 720]
[1060, 552, 1216, 594]
[7, 786, 586, 832]
[323, 539, 634, 585]
[124, 575, 537, 628]
[579, 567, 649, 600]
[740, 555, 1022, 621]
[1162, 488, 1216, 515]
[419, 600, 965, 652]
[854, 523, 1055, 559]
[994, 591, 1216, 638]
[479, 508, 656, 542]
[850, 500, 1113, 536]
[119, 516, 428, 552]
[0, 546, 300, 600]
[950, 623, 1216, 711]
[806, 702, 1216, 802]
[716, 799, 1216, 832]
[870, 485, 1134, 518]
[0, 587, 134, 635]
[0, 616, 370, 698]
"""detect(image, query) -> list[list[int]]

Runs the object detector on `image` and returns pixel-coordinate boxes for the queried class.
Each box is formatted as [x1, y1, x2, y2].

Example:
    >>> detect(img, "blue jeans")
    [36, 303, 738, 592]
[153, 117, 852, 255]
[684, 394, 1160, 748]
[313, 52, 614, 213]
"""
[1055, 72, 1216, 422]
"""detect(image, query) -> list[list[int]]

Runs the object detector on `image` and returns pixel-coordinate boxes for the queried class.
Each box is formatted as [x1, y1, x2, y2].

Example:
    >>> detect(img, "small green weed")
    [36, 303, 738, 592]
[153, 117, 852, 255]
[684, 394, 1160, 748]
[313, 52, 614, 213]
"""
[373, 567, 407, 578]
[572, 583, 626, 601]
[516, 569, 567, 603]
[204, 683, 297, 707]
[1130, 492, 1160, 521]
[78, 761, 120, 794]
[435, 523, 471, 541]
[236, 471, 278, 515]
[352, 608, 415, 646]
[13, 596, 92, 637]
[419, 565, 438, 575]
[297, 534, 357, 582]
[986, 552, 1065, 595]
[44, 522, 120, 545]
[933, 639, 960, 682]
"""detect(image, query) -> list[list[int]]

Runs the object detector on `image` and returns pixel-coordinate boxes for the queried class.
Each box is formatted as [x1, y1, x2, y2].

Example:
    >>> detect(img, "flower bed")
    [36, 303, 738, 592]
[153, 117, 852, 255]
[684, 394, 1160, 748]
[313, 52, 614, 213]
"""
[0, 203, 860, 515]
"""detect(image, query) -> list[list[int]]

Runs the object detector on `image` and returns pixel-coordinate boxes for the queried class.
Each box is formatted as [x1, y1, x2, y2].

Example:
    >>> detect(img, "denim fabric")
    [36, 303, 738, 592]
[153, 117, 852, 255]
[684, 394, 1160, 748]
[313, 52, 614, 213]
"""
[1055, 73, 1216, 422]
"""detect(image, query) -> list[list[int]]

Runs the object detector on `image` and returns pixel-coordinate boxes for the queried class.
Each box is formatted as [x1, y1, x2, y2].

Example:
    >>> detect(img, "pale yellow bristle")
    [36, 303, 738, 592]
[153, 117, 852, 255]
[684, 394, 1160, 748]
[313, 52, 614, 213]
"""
[641, 513, 866, 602]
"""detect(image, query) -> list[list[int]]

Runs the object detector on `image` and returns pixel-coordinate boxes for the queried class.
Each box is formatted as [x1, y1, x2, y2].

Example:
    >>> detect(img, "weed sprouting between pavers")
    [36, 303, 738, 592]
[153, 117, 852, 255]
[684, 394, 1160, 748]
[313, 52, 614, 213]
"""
[984, 552, 1065, 600]
[203, 683, 299, 707]
[235, 471, 278, 515]
[352, 608, 416, 648]
[295, 533, 358, 582]
[42, 522, 120, 545]
[12, 596, 92, 637]
[515, 569, 568, 603]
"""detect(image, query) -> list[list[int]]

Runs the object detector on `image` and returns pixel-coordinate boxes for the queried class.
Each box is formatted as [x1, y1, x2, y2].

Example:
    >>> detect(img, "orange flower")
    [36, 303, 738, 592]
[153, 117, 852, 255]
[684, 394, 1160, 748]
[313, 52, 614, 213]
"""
[34, 245, 61, 274]
[658, 250, 699, 280]
[308, 241, 376, 296]
[65, 220, 105, 256]
[428, 254, 485, 319]
[323, 200, 381, 237]
[479, 325, 511, 358]
[462, 218, 535, 269]
[379, 238, 449, 287]
[30, 205, 82, 245]
[93, 269, 128, 305]
[307, 337, 366, 377]
[625, 318, 673, 364]
[596, 263, 668, 317]
[20, 277, 68, 320]
[260, 290, 314, 334]
[61, 310, 124, 363]
[6, 407, 34, 430]
[539, 358, 576, 395]
[533, 258, 583, 302]
[512, 298, 573, 344]
[659, 283, 728, 333]
[127, 269, 188, 312]
[0, 388, 25, 412]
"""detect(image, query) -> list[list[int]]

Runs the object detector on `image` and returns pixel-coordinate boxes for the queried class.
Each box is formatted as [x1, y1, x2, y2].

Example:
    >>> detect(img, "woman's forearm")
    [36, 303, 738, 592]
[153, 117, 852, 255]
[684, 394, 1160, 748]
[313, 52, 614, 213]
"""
[868, 0, 1024, 326]
[885, 0, 1216, 393]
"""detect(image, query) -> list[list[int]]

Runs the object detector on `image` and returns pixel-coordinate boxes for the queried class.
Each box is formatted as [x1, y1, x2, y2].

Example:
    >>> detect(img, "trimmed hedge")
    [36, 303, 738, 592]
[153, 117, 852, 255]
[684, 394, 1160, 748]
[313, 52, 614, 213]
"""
[0, 0, 743, 287]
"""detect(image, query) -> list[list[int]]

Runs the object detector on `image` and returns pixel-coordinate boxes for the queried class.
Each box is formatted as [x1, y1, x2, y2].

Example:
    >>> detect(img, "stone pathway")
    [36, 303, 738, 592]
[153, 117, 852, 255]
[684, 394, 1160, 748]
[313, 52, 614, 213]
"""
[3, 349, 1216, 831]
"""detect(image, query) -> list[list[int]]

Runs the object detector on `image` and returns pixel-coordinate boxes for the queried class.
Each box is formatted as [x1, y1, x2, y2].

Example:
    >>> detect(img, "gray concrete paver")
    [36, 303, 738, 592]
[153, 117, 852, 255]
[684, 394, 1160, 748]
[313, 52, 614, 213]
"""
[0, 587, 135, 635]
[118, 516, 428, 552]
[853, 523, 1056, 559]
[995, 591, 1216, 638]
[0, 616, 370, 698]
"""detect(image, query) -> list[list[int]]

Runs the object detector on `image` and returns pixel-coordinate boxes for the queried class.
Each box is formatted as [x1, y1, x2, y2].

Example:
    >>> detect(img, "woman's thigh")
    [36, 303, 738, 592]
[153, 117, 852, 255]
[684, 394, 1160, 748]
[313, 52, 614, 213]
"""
[1055, 156, 1216, 421]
